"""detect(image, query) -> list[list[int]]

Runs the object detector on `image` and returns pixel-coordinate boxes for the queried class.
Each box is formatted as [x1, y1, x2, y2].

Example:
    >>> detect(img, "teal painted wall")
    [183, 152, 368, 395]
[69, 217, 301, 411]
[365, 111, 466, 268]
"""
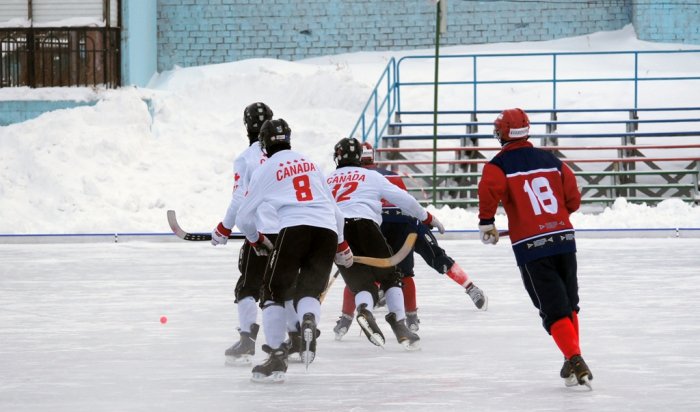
[633, 0, 700, 44]
[0, 101, 97, 126]
[156, 0, 633, 72]
[122, 0, 158, 87]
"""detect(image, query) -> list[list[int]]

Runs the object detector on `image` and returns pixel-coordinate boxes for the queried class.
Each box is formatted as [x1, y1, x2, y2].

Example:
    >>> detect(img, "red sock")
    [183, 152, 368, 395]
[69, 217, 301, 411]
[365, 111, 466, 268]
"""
[550, 317, 580, 359]
[446, 262, 471, 288]
[402, 276, 417, 312]
[571, 311, 579, 337]
[341, 286, 356, 316]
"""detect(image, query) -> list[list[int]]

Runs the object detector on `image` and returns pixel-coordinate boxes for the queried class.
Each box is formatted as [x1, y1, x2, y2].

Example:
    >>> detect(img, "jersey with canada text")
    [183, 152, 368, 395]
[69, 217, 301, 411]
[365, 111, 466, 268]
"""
[236, 149, 345, 243]
[222, 142, 279, 234]
[326, 166, 428, 225]
[478, 140, 581, 265]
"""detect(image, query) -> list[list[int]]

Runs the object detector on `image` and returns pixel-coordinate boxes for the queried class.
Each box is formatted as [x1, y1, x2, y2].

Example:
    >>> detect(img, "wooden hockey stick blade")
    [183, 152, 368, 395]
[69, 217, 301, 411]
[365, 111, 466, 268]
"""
[353, 233, 418, 268]
[166, 210, 246, 241]
[319, 269, 341, 303]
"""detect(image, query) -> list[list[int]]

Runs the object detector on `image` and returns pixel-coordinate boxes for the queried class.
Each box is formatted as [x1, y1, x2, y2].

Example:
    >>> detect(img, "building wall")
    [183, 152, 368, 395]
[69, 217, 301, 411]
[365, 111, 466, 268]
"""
[121, 0, 157, 87]
[633, 0, 700, 44]
[0, 101, 96, 126]
[156, 0, 632, 72]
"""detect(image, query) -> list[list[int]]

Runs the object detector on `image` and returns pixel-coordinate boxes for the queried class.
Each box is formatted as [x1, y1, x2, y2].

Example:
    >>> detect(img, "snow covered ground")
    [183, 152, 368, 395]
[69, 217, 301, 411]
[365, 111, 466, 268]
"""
[1, 238, 699, 411]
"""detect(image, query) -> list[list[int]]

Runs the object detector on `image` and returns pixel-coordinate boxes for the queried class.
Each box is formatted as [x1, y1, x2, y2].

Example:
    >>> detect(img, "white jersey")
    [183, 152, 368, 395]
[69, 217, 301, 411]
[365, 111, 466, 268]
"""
[326, 166, 428, 225]
[236, 149, 345, 243]
[221, 142, 279, 234]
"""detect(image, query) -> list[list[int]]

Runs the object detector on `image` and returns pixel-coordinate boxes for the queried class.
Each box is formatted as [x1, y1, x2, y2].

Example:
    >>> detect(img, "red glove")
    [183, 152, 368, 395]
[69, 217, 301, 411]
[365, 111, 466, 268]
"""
[211, 222, 231, 246]
[422, 212, 445, 234]
[334, 241, 354, 268]
[250, 233, 274, 256]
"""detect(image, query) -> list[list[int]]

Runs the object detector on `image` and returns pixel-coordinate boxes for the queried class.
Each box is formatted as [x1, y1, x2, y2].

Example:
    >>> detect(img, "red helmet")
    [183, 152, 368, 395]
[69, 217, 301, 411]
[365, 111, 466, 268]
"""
[360, 141, 375, 166]
[493, 108, 530, 145]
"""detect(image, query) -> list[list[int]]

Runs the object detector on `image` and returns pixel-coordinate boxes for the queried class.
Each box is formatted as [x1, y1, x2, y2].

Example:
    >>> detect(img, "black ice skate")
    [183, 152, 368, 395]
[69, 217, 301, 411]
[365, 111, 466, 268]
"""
[355, 303, 385, 347]
[560, 359, 578, 387]
[285, 329, 301, 362]
[465, 283, 488, 311]
[224, 323, 259, 366]
[385, 312, 420, 351]
[250, 344, 288, 383]
[569, 355, 593, 389]
[405, 311, 420, 332]
[333, 314, 353, 341]
[300, 313, 319, 369]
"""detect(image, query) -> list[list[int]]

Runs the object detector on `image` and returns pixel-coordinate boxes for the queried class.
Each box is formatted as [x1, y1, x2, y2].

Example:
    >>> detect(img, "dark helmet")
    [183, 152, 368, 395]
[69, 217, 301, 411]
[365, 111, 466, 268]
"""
[243, 102, 273, 137]
[334, 137, 362, 167]
[258, 118, 291, 153]
[493, 108, 530, 146]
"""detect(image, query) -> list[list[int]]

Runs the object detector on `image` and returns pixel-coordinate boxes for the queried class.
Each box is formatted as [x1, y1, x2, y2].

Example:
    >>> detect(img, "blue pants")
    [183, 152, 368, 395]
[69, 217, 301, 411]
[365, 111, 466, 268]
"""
[380, 210, 454, 276]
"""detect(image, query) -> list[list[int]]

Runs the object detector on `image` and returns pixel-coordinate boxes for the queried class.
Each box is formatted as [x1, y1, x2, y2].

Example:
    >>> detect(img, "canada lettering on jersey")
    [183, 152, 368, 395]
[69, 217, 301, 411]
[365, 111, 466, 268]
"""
[276, 160, 316, 181]
[326, 172, 367, 185]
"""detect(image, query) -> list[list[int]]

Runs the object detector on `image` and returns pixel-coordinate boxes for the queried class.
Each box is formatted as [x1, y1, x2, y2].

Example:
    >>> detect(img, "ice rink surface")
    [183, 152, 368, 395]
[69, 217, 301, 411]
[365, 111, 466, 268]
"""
[2, 238, 699, 412]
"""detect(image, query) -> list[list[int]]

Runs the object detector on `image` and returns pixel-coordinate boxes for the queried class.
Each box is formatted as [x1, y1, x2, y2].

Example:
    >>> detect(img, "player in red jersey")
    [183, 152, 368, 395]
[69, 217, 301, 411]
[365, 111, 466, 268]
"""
[333, 142, 488, 340]
[477, 108, 592, 389]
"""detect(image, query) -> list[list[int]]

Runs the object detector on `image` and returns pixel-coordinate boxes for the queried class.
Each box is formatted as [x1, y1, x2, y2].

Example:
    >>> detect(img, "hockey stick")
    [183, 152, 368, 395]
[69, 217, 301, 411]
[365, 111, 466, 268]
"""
[167, 210, 246, 241]
[319, 269, 341, 303]
[353, 232, 418, 268]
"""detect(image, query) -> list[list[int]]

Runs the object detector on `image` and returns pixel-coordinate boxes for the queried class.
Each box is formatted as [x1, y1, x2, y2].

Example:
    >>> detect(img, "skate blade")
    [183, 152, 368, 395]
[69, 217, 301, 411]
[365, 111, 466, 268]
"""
[251, 371, 285, 383]
[357, 317, 385, 347]
[580, 375, 593, 391]
[400, 339, 421, 351]
[300, 351, 316, 366]
[563, 374, 578, 387]
[334, 329, 348, 341]
[225, 354, 253, 366]
[286, 353, 302, 363]
[302, 328, 314, 370]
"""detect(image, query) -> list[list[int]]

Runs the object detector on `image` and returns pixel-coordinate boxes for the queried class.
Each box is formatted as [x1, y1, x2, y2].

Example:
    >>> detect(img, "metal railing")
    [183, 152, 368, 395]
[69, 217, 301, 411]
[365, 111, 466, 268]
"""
[349, 50, 700, 147]
[348, 50, 700, 206]
[0, 27, 120, 88]
[347, 57, 397, 144]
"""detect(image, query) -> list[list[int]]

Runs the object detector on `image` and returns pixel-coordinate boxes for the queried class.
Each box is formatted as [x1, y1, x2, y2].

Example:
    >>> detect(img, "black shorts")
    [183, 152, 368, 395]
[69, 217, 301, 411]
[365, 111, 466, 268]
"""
[519, 252, 580, 333]
[339, 218, 402, 305]
[260, 225, 337, 307]
[234, 233, 278, 302]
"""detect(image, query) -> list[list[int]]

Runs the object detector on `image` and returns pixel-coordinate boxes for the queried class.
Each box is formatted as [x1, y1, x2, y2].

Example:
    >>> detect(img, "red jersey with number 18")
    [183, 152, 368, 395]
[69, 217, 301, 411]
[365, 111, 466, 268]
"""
[478, 140, 581, 265]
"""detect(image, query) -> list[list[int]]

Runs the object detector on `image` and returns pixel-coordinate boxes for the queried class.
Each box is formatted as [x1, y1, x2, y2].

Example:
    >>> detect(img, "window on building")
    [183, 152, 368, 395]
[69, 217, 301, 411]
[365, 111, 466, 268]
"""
[0, 0, 120, 88]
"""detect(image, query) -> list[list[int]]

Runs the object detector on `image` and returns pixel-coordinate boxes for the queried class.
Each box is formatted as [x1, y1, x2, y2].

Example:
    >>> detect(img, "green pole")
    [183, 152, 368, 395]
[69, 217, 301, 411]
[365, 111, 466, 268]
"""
[432, 1, 441, 206]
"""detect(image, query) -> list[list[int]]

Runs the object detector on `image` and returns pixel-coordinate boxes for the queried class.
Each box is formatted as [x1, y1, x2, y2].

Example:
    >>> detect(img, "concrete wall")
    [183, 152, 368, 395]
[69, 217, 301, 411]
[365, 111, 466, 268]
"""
[121, 0, 158, 87]
[0, 101, 97, 126]
[633, 0, 700, 44]
[156, 0, 632, 72]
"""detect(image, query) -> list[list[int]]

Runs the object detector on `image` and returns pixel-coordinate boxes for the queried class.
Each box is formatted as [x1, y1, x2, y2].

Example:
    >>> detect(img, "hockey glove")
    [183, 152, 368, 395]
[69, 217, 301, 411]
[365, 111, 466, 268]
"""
[422, 212, 445, 234]
[479, 224, 499, 245]
[334, 241, 354, 268]
[211, 222, 231, 246]
[250, 233, 274, 256]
